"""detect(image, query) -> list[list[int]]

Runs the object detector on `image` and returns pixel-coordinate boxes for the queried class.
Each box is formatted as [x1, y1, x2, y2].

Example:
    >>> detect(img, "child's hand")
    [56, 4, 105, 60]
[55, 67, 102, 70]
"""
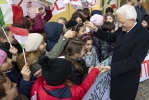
[21, 64, 31, 81]
[87, 52, 92, 56]
[88, 65, 94, 73]
[64, 29, 76, 39]
[9, 46, 18, 56]
[34, 69, 41, 78]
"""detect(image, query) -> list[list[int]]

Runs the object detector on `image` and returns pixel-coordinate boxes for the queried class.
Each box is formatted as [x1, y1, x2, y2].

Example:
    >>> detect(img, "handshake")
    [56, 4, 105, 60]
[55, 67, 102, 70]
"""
[88, 65, 111, 74]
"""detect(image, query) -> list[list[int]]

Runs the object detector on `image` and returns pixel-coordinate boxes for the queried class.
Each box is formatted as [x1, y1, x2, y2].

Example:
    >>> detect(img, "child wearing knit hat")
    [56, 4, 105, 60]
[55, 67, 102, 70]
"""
[90, 14, 104, 27]
[30, 55, 101, 100]
[17, 30, 76, 73]
[142, 14, 149, 31]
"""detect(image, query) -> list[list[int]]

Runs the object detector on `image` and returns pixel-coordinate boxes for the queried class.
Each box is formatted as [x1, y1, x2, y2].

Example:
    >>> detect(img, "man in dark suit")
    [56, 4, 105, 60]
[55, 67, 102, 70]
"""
[84, 4, 149, 100]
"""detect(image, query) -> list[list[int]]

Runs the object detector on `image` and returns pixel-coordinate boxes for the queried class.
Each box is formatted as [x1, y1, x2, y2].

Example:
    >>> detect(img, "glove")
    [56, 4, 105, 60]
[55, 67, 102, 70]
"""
[65, 20, 78, 29]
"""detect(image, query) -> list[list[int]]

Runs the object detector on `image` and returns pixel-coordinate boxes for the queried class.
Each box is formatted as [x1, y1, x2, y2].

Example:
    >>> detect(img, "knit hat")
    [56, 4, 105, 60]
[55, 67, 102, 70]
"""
[0, 50, 7, 66]
[38, 55, 72, 86]
[91, 10, 102, 16]
[26, 2, 43, 19]
[142, 15, 149, 26]
[25, 33, 43, 52]
[90, 14, 103, 26]
[44, 22, 63, 51]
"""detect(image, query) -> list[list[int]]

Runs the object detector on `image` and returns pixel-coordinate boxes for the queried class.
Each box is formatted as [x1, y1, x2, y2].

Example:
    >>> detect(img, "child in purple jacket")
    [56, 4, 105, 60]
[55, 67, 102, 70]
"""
[26, 2, 52, 33]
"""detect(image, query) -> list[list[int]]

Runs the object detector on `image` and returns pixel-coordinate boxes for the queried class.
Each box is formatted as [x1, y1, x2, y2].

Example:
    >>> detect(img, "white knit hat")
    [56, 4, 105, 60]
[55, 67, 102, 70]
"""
[25, 33, 43, 52]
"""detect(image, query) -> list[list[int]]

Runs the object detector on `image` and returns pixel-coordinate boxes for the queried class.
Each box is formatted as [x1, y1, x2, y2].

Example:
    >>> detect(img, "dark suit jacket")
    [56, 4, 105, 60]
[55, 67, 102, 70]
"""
[93, 22, 149, 100]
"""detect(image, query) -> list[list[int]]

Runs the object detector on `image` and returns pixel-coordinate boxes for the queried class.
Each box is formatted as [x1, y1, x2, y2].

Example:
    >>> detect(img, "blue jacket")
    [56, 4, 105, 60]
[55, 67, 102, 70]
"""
[6, 61, 35, 98]
[135, 5, 146, 21]
[44, 22, 63, 51]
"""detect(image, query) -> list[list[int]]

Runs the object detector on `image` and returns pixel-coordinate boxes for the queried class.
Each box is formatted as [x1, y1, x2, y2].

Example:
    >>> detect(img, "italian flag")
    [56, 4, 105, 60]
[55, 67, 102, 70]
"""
[8, 26, 28, 48]
[107, 0, 116, 9]
[0, 4, 24, 26]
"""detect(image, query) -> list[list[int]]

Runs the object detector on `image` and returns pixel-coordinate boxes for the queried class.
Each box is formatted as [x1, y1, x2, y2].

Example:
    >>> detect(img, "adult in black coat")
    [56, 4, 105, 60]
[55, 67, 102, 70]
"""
[84, 4, 149, 100]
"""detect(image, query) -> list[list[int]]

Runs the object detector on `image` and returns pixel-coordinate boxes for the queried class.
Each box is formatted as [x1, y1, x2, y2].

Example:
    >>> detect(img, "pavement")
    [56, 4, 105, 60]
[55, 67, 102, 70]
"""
[136, 79, 149, 100]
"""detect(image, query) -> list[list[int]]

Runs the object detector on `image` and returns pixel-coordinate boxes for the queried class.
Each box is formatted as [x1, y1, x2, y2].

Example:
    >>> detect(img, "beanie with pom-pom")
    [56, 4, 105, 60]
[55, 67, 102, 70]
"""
[38, 55, 72, 86]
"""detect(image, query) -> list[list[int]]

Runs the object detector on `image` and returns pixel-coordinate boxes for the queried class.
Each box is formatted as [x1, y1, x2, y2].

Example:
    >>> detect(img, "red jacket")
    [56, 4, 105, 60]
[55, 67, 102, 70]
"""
[30, 68, 100, 100]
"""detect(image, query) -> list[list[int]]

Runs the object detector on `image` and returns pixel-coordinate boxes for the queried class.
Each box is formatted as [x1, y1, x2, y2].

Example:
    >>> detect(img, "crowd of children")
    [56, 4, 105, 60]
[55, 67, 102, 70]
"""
[0, 1, 149, 100]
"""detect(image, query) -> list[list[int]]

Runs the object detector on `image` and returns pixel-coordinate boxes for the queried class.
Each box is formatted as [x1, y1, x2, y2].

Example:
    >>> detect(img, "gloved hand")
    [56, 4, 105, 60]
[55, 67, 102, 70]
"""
[65, 20, 78, 29]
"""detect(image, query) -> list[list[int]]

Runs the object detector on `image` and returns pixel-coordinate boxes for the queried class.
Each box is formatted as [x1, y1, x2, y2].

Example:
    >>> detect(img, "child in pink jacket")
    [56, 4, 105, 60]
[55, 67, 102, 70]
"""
[26, 2, 52, 33]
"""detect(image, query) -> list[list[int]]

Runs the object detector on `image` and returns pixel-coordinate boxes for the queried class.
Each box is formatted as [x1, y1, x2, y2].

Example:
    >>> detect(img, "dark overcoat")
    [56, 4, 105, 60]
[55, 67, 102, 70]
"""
[93, 22, 149, 100]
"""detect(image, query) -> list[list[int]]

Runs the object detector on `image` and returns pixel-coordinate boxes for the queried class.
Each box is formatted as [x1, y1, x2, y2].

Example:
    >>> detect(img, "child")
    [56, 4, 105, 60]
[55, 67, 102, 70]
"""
[100, 22, 115, 62]
[141, 14, 149, 31]
[83, 8, 91, 21]
[72, 23, 87, 38]
[105, 14, 118, 30]
[63, 39, 88, 85]
[0, 71, 29, 100]
[71, 11, 85, 23]
[30, 55, 101, 100]
[18, 31, 76, 73]
[26, 2, 52, 33]
[0, 27, 22, 59]
[57, 17, 67, 25]
[81, 34, 100, 67]
[90, 14, 104, 28]
[90, 14, 104, 61]
[0, 49, 35, 97]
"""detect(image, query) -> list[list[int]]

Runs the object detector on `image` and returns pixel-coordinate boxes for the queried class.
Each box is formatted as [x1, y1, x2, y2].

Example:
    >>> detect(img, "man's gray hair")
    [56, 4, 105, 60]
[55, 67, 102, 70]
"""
[116, 4, 137, 20]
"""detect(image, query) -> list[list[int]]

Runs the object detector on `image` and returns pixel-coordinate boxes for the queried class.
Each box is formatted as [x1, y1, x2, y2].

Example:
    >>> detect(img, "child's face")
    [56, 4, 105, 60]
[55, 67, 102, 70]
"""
[85, 40, 93, 52]
[106, 16, 114, 23]
[76, 17, 82, 23]
[57, 19, 65, 25]
[2, 76, 18, 100]
[8, 31, 17, 44]
[142, 20, 148, 28]
[74, 46, 86, 59]
[77, 26, 87, 38]
[38, 40, 47, 55]
[0, 57, 12, 72]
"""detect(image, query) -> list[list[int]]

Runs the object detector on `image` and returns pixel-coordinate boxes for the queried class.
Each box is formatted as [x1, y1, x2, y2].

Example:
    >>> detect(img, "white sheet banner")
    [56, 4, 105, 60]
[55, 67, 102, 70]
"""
[83, 57, 112, 100]
[140, 55, 149, 82]
[64, 0, 82, 6]
[6, 0, 66, 16]
[50, 0, 66, 15]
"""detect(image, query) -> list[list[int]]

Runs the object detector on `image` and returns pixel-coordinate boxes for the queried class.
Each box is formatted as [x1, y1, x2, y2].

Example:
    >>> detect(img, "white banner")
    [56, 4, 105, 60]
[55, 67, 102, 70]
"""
[64, 0, 82, 6]
[6, 0, 66, 16]
[50, 0, 66, 15]
[83, 57, 112, 100]
[140, 55, 149, 82]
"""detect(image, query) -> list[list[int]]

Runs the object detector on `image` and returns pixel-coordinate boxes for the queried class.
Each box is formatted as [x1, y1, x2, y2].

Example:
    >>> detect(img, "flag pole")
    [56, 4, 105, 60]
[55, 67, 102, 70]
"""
[22, 48, 27, 65]
[1, 27, 12, 47]
[101, 0, 108, 11]
[68, 4, 70, 20]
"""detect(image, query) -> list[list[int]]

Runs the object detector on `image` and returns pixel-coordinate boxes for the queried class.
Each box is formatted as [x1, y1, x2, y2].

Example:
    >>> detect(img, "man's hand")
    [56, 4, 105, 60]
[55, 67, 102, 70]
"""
[84, 21, 98, 32]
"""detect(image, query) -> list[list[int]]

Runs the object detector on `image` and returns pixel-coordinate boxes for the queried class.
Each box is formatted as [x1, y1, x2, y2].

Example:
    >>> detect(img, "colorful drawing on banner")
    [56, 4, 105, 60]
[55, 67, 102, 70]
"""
[83, 56, 112, 100]
[82, 0, 97, 8]
[50, 0, 66, 15]
[0, 0, 6, 4]
[6, 0, 44, 16]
